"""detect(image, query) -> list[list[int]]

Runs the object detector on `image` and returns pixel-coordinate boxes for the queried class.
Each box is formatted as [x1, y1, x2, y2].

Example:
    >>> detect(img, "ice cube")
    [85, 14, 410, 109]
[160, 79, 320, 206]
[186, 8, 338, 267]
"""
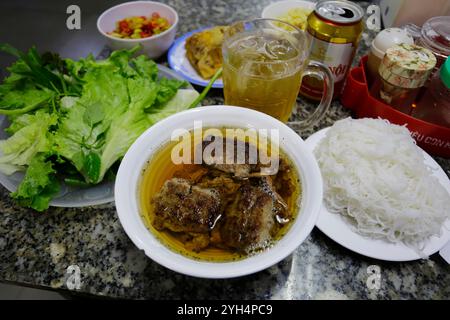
[238, 37, 258, 49]
[264, 39, 297, 60]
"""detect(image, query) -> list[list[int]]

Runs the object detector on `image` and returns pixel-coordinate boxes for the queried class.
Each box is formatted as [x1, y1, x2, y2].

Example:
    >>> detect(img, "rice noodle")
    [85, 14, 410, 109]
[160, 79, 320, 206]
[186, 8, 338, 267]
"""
[314, 118, 450, 255]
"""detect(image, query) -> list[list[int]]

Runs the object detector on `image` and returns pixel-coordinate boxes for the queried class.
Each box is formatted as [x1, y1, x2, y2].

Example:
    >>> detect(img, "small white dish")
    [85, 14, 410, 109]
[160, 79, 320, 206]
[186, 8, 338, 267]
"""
[261, 0, 316, 20]
[305, 127, 450, 262]
[115, 106, 323, 278]
[97, 1, 178, 59]
[168, 28, 223, 88]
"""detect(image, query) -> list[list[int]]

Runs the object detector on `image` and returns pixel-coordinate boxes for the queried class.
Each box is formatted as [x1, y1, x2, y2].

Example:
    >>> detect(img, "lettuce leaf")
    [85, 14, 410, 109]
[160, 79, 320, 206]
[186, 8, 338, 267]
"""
[0, 45, 200, 210]
[0, 85, 54, 115]
[54, 49, 193, 183]
[147, 89, 200, 124]
[0, 110, 57, 175]
[11, 154, 59, 212]
[53, 66, 130, 183]
[146, 77, 185, 113]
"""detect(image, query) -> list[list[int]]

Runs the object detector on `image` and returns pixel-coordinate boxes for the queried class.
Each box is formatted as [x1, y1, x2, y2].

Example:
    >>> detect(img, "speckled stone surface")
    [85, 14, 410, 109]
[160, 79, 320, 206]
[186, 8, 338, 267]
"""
[0, 0, 449, 300]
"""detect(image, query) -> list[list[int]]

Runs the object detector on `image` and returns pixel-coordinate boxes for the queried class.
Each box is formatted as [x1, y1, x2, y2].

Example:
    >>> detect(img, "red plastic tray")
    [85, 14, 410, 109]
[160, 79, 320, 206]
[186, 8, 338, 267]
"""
[341, 56, 450, 159]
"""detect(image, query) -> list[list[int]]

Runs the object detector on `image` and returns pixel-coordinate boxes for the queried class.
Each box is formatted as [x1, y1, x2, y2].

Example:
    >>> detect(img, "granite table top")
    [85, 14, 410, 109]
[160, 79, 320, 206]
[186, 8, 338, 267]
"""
[0, 0, 448, 300]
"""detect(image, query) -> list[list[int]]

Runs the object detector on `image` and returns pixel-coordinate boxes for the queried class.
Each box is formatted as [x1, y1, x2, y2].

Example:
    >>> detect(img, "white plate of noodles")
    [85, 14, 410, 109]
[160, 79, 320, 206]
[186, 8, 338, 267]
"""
[305, 118, 450, 261]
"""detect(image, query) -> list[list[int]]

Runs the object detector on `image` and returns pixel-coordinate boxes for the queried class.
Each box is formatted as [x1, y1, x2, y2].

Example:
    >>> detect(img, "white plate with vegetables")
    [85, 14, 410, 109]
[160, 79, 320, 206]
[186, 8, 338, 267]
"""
[0, 44, 198, 210]
[305, 119, 450, 261]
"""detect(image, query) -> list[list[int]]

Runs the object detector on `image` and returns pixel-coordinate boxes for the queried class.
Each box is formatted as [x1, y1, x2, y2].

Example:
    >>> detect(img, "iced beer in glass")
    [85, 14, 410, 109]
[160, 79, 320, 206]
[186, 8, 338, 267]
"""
[222, 19, 333, 128]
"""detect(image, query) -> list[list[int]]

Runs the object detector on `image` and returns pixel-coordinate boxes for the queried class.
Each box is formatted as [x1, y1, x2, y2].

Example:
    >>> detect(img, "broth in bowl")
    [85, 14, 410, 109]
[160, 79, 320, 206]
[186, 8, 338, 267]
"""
[139, 127, 301, 262]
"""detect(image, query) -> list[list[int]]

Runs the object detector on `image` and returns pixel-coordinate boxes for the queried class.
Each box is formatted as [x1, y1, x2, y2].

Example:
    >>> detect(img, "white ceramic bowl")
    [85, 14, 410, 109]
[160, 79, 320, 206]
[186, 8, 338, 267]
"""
[97, 1, 178, 59]
[261, 0, 316, 20]
[115, 106, 323, 278]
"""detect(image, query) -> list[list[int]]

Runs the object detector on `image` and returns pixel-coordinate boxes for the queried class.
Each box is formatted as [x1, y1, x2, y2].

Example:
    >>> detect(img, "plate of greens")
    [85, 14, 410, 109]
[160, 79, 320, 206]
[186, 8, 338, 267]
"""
[0, 44, 199, 211]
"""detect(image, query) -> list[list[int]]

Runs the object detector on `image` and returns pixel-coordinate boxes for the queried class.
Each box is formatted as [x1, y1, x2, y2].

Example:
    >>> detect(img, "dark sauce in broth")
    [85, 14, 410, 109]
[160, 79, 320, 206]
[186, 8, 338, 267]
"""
[139, 129, 301, 262]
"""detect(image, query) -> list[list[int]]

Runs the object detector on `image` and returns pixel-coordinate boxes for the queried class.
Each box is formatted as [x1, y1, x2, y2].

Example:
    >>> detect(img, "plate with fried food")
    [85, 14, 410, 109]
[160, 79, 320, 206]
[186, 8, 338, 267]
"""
[168, 27, 226, 88]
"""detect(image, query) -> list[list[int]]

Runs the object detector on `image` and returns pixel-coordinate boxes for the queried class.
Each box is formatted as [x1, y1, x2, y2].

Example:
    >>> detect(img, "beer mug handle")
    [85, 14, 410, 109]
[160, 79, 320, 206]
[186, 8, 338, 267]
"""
[289, 61, 334, 131]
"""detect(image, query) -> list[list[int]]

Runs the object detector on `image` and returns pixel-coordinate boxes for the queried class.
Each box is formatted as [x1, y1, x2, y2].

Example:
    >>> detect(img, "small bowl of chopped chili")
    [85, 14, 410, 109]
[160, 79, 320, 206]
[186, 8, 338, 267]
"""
[97, 1, 178, 59]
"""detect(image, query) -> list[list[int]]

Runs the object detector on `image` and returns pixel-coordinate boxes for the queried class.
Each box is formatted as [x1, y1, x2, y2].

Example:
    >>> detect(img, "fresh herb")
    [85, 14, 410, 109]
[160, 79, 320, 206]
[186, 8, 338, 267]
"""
[0, 44, 199, 211]
[189, 67, 223, 109]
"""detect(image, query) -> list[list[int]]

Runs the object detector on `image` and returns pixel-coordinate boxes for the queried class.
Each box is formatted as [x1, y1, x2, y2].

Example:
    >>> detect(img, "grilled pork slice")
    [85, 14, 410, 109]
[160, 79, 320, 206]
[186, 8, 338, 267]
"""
[152, 178, 222, 234]
[201, 136, 258, 178]
[179, 232, 211, 253]
[259, 176, 288, 216]
[173, 164, 209, 183]
[220, 178, 286, 252]
[197, 174, 241, 203]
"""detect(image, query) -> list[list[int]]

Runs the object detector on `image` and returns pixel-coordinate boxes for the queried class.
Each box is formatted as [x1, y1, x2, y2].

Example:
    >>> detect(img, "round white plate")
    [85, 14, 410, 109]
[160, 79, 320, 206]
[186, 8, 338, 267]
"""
[305, 127, 450, 261]
[0, 65, 193, 208]
[168, 28, 223, 88]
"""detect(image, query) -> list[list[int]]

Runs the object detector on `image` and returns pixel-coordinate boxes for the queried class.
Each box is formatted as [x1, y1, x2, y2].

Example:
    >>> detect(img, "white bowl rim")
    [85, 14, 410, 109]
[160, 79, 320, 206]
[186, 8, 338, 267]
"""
[261, 0, 316, 18]
[115, 105, 323, 279]
[97, 1, 179, 43]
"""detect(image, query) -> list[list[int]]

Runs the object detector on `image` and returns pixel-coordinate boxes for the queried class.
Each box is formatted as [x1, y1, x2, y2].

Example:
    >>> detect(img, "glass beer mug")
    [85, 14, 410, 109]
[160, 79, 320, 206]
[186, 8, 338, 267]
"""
[222, 19, 333, 129]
